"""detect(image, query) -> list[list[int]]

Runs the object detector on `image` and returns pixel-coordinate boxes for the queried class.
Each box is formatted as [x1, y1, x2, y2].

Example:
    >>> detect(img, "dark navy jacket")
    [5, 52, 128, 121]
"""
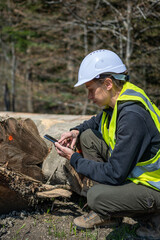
[70, 102, 160, 185]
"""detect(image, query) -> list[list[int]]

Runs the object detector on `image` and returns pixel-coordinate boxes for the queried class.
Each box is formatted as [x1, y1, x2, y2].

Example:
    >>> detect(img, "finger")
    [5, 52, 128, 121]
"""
[55, 142, 65, 153]
[71, 139, 76, 149]
[67, 141, 72, 147]
[58, 133, 67, 142]
[59, 132, 72, 143]
[58, 136, 69, 144]
[59, 139, 67, 146]
[58, 137, 65, 143]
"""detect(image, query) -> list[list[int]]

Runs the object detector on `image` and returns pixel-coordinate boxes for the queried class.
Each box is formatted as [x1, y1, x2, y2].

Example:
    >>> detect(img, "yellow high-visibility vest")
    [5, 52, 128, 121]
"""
[101, 82, 160, 191]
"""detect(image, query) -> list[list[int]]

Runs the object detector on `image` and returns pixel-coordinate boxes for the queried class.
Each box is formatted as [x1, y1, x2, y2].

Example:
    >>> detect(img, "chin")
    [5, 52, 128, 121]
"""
[93, 101, 104, 107]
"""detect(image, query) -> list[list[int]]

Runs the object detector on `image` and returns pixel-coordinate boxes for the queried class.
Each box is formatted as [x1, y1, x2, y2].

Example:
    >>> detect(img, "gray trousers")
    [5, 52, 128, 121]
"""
[79, 129, 160, 218]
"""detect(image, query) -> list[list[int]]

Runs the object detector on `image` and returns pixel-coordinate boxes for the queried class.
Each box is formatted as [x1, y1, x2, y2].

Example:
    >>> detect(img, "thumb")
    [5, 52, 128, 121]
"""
[55, 142, 64, 152]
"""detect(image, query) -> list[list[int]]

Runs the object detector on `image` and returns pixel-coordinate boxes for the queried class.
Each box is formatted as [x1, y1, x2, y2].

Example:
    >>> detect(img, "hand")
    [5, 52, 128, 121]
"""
[58, 130, 79, 149]
[55, 142, 75, 160]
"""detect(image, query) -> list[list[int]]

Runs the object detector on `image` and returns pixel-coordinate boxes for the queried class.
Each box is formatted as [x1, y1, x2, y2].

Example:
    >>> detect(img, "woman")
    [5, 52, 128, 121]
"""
[55, 49, 160, 239]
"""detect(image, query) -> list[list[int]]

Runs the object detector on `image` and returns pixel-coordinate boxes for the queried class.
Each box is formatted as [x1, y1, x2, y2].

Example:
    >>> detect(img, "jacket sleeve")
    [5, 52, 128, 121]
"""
[70, 109, 152, 185]
[70, 112, 102, 135]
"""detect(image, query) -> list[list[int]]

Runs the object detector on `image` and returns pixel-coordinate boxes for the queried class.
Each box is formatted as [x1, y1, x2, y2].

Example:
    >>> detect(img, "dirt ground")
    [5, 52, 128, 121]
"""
[0, 193, 139, 240]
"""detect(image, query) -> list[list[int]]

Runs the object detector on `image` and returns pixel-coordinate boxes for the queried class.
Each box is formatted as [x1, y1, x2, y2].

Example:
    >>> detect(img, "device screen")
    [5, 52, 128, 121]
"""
[44, 134, 58, 143]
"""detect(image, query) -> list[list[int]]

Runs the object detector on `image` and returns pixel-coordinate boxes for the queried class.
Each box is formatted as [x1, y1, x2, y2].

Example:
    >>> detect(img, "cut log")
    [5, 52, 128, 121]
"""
[0, 166, 72, 198]
[0, 117, 49, 181]
[0, 166, 72, 214]
[0, 116, 84, 214]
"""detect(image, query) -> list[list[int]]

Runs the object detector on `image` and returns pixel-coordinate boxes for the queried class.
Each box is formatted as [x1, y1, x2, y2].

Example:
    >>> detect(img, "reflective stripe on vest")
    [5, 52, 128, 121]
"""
[129, 155, 160, 177]
[101, 82, 160, 190]
[121, 89, 160, 129]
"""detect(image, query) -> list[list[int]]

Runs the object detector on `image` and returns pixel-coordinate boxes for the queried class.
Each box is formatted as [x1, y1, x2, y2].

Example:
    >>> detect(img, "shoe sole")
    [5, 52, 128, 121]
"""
[73, 222, 121, 231]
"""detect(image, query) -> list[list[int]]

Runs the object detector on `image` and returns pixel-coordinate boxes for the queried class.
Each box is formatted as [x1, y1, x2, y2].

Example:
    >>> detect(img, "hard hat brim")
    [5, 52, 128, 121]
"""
[74, 79, 91, 87]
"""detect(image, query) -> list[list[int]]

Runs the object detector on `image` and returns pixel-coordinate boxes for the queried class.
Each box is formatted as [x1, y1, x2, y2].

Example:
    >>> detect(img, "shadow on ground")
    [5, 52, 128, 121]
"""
[106, 222, 139, 240]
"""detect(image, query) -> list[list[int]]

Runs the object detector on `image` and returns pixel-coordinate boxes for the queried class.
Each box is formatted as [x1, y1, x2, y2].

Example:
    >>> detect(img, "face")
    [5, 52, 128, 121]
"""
[85, 80, 111, 107]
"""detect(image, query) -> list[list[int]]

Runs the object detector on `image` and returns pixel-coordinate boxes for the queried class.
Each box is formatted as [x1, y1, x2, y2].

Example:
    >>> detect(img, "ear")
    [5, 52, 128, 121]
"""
[104, 78, 113, 90]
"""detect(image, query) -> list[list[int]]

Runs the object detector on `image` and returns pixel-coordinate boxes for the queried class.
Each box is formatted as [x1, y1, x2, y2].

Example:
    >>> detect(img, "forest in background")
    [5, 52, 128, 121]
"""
[0, 0, 160, 115]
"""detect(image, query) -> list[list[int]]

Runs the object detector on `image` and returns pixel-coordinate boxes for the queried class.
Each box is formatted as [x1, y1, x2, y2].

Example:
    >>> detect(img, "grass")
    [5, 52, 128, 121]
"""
[53, 224, 66, 238]
[12, 224, 26, 240]
[33, 215, 38, 226]
[84, 229, 99, 240]
[44, 216, 102, 239]
[45, 217, 67, 238]
[70, 225, 99, 240]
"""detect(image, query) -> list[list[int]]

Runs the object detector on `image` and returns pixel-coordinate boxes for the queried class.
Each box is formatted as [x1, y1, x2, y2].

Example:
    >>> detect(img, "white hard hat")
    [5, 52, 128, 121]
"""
[74, 49, 127, 87]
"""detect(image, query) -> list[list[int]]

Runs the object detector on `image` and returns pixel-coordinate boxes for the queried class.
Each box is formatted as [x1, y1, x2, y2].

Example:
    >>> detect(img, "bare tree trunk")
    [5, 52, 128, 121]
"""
[82, 24, 88, 115]
[125, 0, 132, 70]
[67, 55, 74, 83]
[11, 43, 16, 112]
[119, 29, 123, 58]
[92, 28, 97, 51]
[67, 24, 74, 83]
[143, 65, 147, 91]
[26, 65, 34, 113]
[4, 83, 10, 111]
[7, 0, 16, 112]
[92, 0, 100, 51]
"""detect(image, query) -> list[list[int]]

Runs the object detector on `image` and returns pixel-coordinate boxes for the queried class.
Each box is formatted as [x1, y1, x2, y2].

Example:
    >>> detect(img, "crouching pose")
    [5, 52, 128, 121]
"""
[55, 49, 160, 239]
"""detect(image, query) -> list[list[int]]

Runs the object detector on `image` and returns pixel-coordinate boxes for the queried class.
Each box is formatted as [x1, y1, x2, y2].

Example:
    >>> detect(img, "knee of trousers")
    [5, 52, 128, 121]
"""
[87, 184, 117, 217]
[79, 129, 93, 148]
[87, 185, 104, 212]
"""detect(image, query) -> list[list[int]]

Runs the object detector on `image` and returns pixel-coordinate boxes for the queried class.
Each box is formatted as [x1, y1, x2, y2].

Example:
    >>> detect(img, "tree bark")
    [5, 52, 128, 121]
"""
[11, 43, 16, 112]
[26, 66, 34, 113]
[4, 83, 10, 111]
[125, 0, 132, 70]
[82, 24, 88, 115]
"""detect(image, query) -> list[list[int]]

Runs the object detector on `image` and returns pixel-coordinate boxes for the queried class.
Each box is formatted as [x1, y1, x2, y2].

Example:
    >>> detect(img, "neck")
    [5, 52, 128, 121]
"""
[109, 89, 121, 108]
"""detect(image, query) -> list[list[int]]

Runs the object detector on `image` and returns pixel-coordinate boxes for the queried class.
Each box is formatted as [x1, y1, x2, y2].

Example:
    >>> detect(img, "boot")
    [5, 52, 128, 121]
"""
[136, 214, 160, 240]
[73, 210, 122, 230]
[80, 177, 94, 197]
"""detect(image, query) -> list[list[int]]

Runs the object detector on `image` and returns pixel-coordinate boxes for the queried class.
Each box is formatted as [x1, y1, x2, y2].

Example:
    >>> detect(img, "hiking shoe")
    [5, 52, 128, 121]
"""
[136, 214, 160, 240]
[73, 211, 122, 230]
